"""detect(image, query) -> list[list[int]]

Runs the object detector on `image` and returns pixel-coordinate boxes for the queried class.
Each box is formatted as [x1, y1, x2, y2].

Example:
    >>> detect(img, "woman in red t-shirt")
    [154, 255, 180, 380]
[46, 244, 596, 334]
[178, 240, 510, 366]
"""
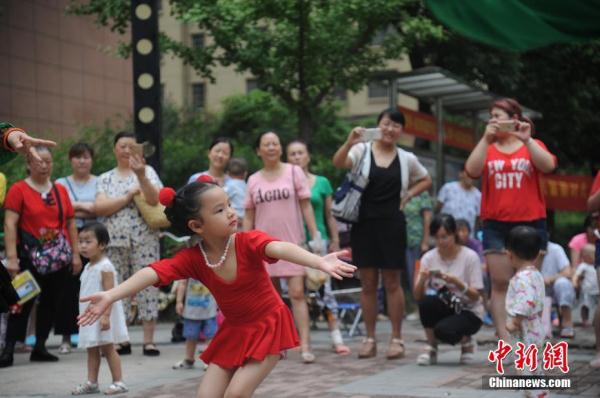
[465, 98, 556, 340]
[0, 146, 80, 368]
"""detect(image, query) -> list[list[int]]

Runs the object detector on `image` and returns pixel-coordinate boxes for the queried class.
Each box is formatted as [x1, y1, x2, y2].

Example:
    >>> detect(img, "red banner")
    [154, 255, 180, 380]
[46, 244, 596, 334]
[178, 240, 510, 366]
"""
[399, 106, 477, 151]
[540, 175, 593, 211]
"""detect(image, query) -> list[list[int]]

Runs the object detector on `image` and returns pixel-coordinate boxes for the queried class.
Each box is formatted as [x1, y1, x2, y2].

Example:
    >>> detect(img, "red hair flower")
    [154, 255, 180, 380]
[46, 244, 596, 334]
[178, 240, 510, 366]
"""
[159, 187, 177, 207]
[196, 174, 216, 184]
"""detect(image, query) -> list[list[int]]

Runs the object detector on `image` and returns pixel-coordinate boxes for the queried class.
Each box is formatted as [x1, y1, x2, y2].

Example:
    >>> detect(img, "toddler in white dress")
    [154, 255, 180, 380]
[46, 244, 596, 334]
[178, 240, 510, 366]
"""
[72, 222, 129, 395]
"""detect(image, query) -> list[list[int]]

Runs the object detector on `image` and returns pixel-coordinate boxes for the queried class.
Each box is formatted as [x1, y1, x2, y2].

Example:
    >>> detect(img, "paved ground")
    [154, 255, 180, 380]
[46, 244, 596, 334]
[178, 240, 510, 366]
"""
[0, 317, 598, 397]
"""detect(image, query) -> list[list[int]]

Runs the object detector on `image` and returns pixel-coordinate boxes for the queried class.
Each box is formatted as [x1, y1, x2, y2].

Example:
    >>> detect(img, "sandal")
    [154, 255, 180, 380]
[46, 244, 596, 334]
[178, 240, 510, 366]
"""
[417, 344, 437, 366]
[301, 351, 316, 364]
[104, 381, 128, 395]
[560, 327, 575, 338]
[72, 381, 100, 395]
[358, 337, 377, 359]
[142, 344, 160, 357]
[333, 344, 351, 356]
[386, 338, 405, 360]
[460, 337, 477, 364]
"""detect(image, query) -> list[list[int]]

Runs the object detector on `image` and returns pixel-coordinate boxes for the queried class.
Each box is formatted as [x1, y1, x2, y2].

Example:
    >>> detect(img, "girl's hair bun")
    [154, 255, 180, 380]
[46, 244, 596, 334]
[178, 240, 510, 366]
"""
[196, 175, 216, 184]
[159, 187, 177, 207]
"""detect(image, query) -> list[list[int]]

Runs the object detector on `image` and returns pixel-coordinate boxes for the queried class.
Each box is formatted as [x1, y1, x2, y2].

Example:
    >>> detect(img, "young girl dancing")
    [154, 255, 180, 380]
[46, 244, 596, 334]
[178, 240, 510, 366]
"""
[78, 177, 356, 397]
[73, 222, 129, 395]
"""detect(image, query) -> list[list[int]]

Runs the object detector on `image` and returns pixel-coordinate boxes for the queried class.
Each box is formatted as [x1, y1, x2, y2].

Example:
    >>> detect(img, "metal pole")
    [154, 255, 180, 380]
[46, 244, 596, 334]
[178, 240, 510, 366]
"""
[388, 78, 398, 109]
[435, 98, 444, 191]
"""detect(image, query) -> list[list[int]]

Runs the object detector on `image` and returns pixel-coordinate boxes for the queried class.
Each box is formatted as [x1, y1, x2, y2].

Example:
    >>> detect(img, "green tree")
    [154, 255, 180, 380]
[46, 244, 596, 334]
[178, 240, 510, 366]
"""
[68, 0, 443, 141]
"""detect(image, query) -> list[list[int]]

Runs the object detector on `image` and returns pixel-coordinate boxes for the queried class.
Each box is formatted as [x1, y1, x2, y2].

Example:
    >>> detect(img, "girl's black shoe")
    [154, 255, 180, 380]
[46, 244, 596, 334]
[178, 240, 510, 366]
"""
[116, 343, 132, 355]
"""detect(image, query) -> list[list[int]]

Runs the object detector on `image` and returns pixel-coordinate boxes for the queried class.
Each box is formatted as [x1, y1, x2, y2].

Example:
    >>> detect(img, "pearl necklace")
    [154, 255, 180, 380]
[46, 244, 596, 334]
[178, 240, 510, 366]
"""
[199, 235, 233, 269]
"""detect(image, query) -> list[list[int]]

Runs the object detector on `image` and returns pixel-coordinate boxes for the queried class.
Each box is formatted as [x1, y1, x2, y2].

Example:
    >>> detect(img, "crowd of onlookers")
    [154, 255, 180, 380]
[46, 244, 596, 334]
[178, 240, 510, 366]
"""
[0, 96, 599, 396]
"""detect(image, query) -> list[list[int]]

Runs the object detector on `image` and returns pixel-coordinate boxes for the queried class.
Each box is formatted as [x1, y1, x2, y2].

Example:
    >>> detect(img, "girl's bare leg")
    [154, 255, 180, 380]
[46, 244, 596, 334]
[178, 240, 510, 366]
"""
[100, 343, 123, 382]
[196, 363, 234, 398]
[224, 355, 279, 398]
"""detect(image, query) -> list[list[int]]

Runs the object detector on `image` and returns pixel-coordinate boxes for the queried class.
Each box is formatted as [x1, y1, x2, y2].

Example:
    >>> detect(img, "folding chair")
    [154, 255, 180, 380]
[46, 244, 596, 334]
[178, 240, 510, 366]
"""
[333, 287, 363, 337]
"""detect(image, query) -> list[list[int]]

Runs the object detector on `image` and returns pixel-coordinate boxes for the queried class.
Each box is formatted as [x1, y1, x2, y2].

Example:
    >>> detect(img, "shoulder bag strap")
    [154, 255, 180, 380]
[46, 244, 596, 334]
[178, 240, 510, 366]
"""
[64, 177, 79, 202]
[351, 142, 371, 176]
[290, 163, 297, 193]
[52, 183, 64, 230]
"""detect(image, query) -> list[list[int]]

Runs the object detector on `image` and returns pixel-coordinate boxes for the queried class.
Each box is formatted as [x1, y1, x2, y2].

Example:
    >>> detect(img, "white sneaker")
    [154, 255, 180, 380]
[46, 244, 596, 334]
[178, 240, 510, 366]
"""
[172, 359, 195, 369]
[58, 343, 72, 355]
[460, 337, 477, 364]
[416, 345, 437, 366]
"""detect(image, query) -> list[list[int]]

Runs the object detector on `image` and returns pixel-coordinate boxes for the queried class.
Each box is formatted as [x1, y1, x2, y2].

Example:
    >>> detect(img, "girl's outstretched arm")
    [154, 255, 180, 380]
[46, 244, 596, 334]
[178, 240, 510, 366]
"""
[265, 241, 356, 280]
[78, 267, 159, 326]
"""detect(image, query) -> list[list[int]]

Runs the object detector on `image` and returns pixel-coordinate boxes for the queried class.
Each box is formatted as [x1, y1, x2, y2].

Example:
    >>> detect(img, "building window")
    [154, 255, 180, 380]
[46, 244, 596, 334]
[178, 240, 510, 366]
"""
[192, 83, 205, 110]
[246, 78, 260, 94]
[368, 80, 388, 99]
[192, 33, 204, 49]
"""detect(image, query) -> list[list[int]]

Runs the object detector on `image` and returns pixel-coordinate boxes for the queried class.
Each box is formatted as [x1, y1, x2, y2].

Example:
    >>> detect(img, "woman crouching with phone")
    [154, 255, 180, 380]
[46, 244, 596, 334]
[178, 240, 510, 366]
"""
[413, 214, 485, 366]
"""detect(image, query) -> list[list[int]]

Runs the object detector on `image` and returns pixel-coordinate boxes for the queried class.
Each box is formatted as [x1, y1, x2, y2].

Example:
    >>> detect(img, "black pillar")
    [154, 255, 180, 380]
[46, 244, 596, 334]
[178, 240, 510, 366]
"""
[131, 1, 162, 173]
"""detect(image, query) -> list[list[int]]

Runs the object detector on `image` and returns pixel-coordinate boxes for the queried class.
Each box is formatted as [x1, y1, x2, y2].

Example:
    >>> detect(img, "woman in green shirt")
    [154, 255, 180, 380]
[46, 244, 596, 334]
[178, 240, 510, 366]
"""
[287, 140, 351, 355]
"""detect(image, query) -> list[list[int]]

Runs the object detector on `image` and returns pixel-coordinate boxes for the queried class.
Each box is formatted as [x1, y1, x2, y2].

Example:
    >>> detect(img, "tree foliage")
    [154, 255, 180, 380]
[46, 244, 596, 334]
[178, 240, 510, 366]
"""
[69, 0, 443, 140]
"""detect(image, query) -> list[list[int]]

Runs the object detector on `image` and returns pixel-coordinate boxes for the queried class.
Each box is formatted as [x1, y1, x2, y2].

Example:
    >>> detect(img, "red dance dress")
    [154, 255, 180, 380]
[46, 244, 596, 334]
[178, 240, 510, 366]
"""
[150, 230, 299, 368]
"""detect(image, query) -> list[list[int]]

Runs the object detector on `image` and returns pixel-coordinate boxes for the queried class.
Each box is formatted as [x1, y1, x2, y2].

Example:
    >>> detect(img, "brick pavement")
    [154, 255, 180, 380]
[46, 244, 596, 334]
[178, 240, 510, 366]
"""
[1, 320, 598, 397]
[125, 321, 600, 398]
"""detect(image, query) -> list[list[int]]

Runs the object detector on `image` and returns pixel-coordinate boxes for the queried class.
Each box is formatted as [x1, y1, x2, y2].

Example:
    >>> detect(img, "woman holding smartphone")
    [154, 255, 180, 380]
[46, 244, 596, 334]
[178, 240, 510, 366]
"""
[332, 108, 431, 359]
[95, 131, 164, 356]
[464, 98, 556, 340]
[413, 214, 484, 366]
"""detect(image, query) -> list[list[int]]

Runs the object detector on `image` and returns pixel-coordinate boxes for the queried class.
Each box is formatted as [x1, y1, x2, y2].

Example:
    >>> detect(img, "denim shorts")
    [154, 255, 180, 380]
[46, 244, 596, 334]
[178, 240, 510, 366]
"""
[482, 219, 548, 254]
[182, 317, 218, 340]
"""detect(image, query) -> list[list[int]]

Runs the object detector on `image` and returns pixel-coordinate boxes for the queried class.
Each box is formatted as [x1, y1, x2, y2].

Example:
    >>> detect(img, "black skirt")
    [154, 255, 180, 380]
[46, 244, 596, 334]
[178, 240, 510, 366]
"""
[350, 211, 406, 269]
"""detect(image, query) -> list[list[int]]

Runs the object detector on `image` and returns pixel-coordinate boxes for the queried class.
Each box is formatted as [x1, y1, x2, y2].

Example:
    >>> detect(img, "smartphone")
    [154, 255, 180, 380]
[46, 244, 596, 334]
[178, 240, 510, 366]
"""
[361, 128, 382, 141]
[130, 142, 156, 158]
[496, 120, 516, 133]
[429, 269, 442, 277]
[131, 143, 144, 157]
